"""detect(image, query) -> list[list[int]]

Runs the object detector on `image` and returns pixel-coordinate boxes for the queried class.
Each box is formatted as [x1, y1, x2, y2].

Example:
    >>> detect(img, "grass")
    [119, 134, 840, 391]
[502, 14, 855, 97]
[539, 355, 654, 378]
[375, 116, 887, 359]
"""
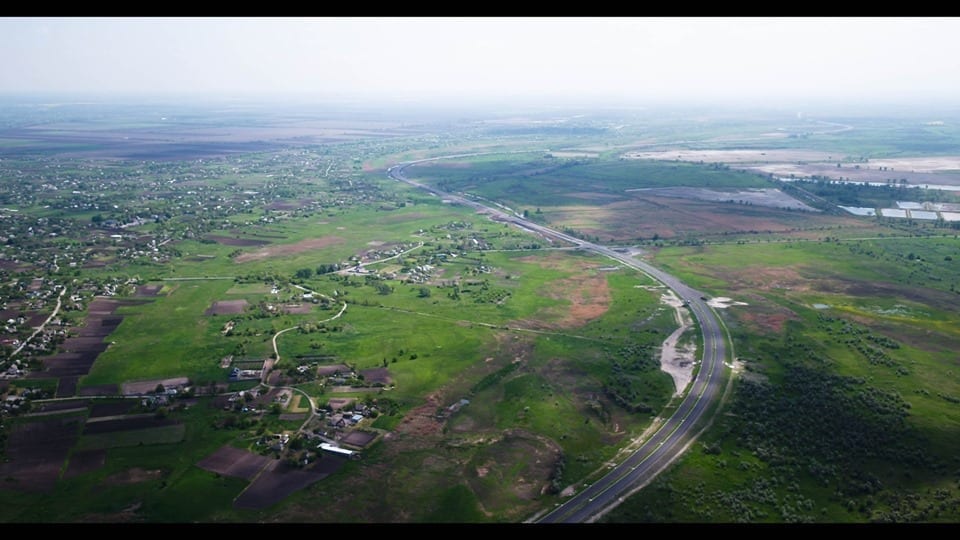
[81, 279, 236, 387]
[74, 423, 187, 451]
[602, 235, 960, 523]
[407, 157, 773, 210]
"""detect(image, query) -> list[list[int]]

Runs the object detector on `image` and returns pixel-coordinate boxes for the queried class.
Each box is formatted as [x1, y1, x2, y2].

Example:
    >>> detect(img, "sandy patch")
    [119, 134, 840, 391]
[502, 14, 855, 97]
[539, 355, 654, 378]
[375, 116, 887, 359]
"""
[707, 296, 749, 309]
[658, 289, 695, 396]
[548, 151, 600, 158]
[622, 149, 836, 163]
[866, 156, 960, 172]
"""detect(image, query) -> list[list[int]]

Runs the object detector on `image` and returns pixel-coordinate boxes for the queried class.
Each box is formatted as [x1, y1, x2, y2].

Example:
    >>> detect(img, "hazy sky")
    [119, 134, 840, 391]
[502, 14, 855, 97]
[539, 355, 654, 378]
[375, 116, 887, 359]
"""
[2, 17, 959, 104]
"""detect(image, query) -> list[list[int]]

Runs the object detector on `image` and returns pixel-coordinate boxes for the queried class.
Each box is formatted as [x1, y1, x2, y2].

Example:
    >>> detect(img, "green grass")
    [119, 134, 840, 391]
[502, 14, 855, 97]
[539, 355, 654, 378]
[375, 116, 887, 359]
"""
[421, 483, 487, 522]
[407, 157, 772, 210]
[74, 423, 187, 451]
[604, 235, 960, 523]
[81, 280, 236, 386]
[140, 466, 251, 522]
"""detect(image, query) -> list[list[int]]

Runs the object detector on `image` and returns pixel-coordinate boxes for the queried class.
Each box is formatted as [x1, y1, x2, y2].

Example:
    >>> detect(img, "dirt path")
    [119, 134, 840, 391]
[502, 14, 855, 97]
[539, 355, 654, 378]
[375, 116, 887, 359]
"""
[11, 286, 66, 358]
[657, 288, 696, 396]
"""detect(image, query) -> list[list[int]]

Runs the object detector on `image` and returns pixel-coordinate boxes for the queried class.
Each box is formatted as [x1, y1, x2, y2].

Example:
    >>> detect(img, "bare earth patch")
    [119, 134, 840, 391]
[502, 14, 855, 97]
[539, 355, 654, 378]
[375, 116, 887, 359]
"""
[281, 304, 312, 314]
[233, 236, 344, 263]
[204, 299, 248, 316]
[727, 266, 812, 293]
[197, 445, 272, 481]
[622, 149, 837, 163]
[513, 254, 611, 329]
[121, 377, 190, 396]
[204, 235, 271, 247]
[627, 186, 818, 212]
[658, 289, 696, 396]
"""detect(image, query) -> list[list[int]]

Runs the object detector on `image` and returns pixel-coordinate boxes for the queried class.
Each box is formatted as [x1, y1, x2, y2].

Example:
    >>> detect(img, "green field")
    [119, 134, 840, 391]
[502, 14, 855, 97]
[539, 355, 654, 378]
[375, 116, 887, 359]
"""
[74, 423, 187, 451]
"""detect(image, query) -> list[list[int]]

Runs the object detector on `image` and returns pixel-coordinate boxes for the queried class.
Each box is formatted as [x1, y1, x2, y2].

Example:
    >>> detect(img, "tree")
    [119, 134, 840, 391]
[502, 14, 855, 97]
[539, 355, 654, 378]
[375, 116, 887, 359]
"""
[295, 268, 313, 279]
[155, 383, 165, 394]
[418, 286, 431, 298]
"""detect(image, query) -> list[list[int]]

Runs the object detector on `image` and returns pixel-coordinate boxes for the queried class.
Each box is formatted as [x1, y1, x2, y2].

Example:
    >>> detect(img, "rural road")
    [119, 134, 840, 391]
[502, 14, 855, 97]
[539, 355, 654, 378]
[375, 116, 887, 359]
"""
[387, 157, 731, 523]
[261, 286, 348, 441]
[10, 286, 66, 358]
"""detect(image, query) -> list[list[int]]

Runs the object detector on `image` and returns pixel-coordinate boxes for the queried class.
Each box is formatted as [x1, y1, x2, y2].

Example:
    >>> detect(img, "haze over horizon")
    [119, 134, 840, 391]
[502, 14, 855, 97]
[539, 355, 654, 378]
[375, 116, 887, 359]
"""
[2, 17, 959, 108]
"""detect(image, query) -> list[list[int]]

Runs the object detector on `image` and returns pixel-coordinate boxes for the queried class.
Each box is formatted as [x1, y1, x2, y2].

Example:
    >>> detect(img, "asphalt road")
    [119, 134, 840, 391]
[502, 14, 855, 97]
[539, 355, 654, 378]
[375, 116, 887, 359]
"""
[387, 157, 730, 523]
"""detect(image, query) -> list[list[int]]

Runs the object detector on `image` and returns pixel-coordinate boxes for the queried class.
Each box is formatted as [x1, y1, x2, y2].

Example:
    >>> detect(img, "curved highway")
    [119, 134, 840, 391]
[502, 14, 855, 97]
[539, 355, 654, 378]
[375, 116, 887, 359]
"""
[387, 156, 731, 523]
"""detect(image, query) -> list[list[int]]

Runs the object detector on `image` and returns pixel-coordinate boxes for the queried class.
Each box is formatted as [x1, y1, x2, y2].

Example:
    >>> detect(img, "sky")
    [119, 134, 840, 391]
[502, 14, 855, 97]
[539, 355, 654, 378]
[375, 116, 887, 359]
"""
[2, 17, 960, 105]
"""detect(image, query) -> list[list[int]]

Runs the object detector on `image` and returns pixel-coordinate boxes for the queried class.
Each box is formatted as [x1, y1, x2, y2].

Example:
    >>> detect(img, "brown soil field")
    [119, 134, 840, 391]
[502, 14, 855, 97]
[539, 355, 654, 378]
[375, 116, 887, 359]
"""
[0, 417, 83, 493]
[233, 236, 345, 263]
[196, 445, 272, 481]
[39, 352, 98, 377]
[55, 376, 78, 397]
[135, 284, 163, 296]
[89, 401, 137, 417]
[86, 298, 123, 314]
[317, 364, 353, 377]
[281, 304, 312, 314]
[233, 457, 346, 510]
[341, 430, 378, 448]
[60, 337, 110, 351]
[266, 370, 288, 386]
[204, 235, 271, 247]
[326, 397, 355, 410]
[78, 384, 120, 396]
[0, 260, 31, 271]
[30, 399, 89, 414]
[76, 316, 123, 337]
[121, 376, 189, 395]
[359, 367, 392, 385]
[25, 313, 48, 327]
[205, 299, 249, 316]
